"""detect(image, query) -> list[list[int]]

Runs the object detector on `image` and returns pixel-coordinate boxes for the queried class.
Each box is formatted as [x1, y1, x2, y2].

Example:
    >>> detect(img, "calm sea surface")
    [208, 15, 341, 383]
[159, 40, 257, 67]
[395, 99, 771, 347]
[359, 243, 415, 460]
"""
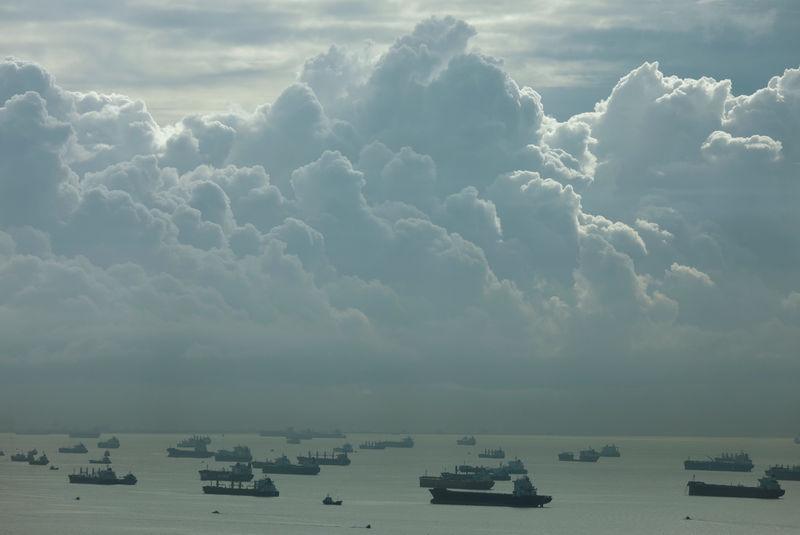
[1, 433, 798, 534]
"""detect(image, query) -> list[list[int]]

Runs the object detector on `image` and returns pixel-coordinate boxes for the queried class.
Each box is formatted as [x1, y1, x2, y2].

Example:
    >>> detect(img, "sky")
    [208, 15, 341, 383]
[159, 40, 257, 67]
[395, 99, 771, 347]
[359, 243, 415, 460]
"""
[0, 1, 798, 436]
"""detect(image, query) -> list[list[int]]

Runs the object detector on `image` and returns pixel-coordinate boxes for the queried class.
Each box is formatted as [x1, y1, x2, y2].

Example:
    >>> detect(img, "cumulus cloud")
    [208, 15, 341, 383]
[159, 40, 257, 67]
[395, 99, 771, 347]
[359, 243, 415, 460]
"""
[0, 17, 798, 434]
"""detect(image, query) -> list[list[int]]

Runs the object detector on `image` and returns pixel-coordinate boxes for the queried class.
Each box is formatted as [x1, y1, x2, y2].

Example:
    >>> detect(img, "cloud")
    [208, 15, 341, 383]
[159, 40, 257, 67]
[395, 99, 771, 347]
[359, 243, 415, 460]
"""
[0, 16, 798, 435]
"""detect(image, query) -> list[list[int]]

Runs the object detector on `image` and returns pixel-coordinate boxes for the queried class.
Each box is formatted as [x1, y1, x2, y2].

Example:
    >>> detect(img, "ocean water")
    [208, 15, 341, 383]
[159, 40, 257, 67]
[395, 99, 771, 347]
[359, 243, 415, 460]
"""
[1, 433, 798, 534]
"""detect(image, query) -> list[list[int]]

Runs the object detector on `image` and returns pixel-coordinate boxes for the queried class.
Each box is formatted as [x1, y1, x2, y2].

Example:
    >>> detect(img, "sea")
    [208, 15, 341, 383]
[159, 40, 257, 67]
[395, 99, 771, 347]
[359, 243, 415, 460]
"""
[1, 433, 798, 534]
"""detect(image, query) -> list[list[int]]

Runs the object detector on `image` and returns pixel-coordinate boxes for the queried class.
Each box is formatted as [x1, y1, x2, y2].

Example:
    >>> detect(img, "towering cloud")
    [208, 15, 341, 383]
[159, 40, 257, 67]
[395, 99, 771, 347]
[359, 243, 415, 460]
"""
[0, 18, 797, 435]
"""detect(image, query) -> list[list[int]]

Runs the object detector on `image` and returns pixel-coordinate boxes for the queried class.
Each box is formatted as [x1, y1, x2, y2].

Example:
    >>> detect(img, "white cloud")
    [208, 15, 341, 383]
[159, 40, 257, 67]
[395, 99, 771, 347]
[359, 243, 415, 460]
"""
[0, 14, 799, 434]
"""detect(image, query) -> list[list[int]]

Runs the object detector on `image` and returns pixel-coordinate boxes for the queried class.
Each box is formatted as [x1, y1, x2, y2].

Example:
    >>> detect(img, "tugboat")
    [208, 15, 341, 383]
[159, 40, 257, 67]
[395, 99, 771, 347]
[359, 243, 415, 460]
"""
[599, 444, 621, 457]
[297, 452, 350, 466]
[253, 455, 321, 475]
[478, 448, 505, 459]
[28, 452, 49, 466]
[457, 436, 477, 446]
[323, 494, 343, 505]
[89, 450, 112, 464]
[214, 445, 252, 462]
[429, 475, 552, 507]
[765, 465, 800, 481]
[684, 451, 753, 472]
[167, 444, 214, 458]
[69, 467, 137, 485]
[687, 476, 784, 499]
[58, 443, 89, 454]
[333, 443, 353, 453]
[419, 469, 495, 490]
[199, 462, 254, 482]
[202, 477, 279, 497]
[97, 436, 120, 449]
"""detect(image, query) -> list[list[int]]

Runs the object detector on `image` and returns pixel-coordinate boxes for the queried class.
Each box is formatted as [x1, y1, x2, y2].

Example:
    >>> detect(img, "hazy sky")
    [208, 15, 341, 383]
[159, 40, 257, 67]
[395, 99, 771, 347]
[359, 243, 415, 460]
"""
[0, 1, 798, 435]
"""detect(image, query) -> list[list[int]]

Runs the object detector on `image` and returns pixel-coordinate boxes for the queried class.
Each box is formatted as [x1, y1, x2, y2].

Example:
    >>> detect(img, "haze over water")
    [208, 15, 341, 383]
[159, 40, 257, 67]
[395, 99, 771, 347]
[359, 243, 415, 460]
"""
[2, 433, 798, 534]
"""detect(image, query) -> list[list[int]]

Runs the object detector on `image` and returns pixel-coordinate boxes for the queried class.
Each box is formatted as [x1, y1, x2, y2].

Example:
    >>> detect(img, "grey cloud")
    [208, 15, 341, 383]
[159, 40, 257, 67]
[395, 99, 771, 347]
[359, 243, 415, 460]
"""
[0, 12, 798, 435]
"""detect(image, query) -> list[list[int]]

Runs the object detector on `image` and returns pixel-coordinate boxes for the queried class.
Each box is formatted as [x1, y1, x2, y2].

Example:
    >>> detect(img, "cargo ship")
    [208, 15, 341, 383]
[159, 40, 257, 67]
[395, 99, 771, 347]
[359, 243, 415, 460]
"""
[457, 465, 510, 481]
[297, 452, 350, 466]
[69, 467, 137, 485]
[687, 477, 784, 499]
[88, 451, 112, 464]
[167, 444, 214, 458]
[457, 436, 476, 446]
[202, 477, 279, 497]
[559, 448, 599, 462]
[429, 476, 552, 507]
[359, 441, 386, 450]
[199, 462, 254, 482]
[765, 465, 800, 481]
[11, 449, 37, 462]
[214, 445, 252, 462]
[59, 443, 88, 454]
[97, 436, 120, 449]
[419, 470, 494, 490]
[177, 435, 211, 448]
[69, 431, 100, 438]
[28, 452, 49, 466]
[478, 448, 505, 459]
[684, 451, 753, 472]
[253, 455, 320, 475]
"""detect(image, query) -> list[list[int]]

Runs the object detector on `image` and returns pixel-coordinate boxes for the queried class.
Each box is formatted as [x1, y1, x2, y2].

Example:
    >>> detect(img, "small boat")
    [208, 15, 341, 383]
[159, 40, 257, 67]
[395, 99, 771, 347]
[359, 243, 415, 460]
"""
[599, 444, 621, 457]
[333, 443, 353, 453]
[457, 436, 476, 446]
[323, 494, 343, 505]
[50, 465, 59, 470]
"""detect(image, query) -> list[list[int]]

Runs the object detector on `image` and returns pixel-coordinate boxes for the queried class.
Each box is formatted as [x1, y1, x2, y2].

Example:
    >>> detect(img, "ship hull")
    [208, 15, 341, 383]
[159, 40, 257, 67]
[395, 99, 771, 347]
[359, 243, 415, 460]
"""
[687, 481, 784, 499]
[684, 460, 752, 472]
[258, 465, 320, 475]
[68, 476, 136, 485]
[167, 448, 214, 458]
[419, 477, 494, 490]
[202, 486, 278, 497]
[429, 488, 551, 507]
